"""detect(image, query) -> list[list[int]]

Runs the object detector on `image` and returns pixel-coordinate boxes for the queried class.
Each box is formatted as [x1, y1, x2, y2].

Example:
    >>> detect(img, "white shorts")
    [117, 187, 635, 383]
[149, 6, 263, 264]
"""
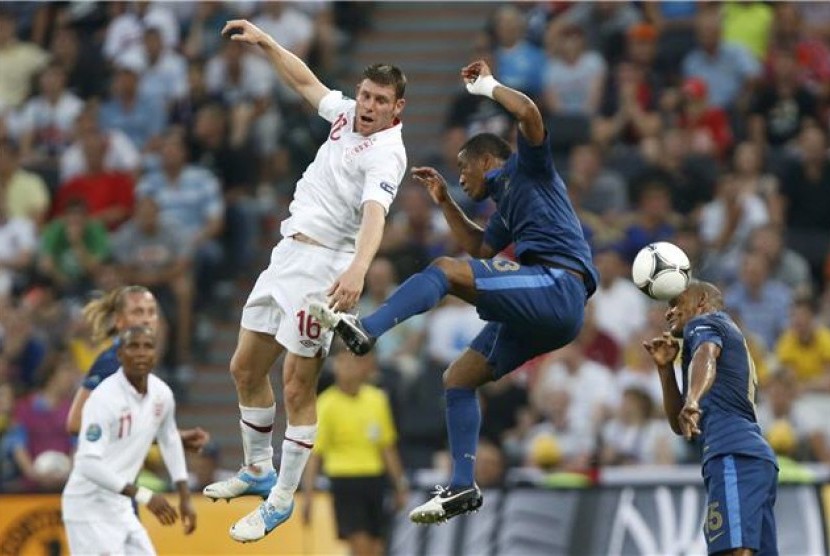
[64, 516, 155, 555]
[241, 237, 353, 357]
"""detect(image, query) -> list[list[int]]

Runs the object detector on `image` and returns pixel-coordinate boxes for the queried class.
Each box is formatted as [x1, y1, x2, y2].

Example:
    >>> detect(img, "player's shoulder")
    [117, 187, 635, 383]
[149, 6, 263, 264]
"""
[148, 374, 175, 401]
[359, 384, 389, 404]
[87, 372, 122, 406]
[684, 312, 726, 338]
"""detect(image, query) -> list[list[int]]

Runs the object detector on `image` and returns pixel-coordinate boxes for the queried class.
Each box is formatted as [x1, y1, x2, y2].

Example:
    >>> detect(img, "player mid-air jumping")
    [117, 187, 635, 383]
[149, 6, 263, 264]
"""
[314, 59, 598, 524]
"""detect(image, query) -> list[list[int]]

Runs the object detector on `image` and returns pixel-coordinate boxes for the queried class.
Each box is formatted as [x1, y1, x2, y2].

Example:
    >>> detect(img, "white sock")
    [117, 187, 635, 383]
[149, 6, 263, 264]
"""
[268, 423, 317, 509]
[239, 404, 276, 475]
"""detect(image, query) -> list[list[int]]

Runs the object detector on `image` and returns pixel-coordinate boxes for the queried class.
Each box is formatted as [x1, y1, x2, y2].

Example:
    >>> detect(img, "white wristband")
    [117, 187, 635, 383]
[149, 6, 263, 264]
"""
[134, 486, 153, 505]
[466, 75, 499, 99]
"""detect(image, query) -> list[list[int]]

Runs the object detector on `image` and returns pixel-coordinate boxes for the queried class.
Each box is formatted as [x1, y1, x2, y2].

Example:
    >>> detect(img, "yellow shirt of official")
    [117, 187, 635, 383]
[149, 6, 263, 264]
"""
[775, 327, 830, 382]
[315, 384, 396, 478]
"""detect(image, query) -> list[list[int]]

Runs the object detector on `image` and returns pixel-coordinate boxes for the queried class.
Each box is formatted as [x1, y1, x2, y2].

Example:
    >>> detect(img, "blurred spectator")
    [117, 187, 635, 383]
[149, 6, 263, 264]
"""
[490, 5, 545, 97]
[523, 388, 595, 472]
[205, 40, 280, 158]
[189, 103, 259, 273]
[768, 4, 830, 99]
[136, 131, 224, 305]
[677, 77, 733, 161]
[535, 342, 616, 430]
[0, 198, 36, 300]
[357, 258, 425, 379]
[747, 224, 812, 296]
[380, 187, 451, 280]
[749, 49, 818, 149]
[0, 138, 50, 223]
[641, 2, 698, 83]
[48, 25, 107, 100]
[0, 305, 48, 391]
[756, 370, 827, 461]
[38, 197, 110, 297]
[777, 127, 830, 282]
[682, 6, 761, 109]
[99, 54, 166, 151]
[625, 23, 664, 91]
[542, 23, 606, 117]
[722, 1, 774, 61]
[479, 375, 529, 448]
[474, 439, 506, 489]
[732, 142, 783, 226]
[187, 441, 232, 492]
[21, 277, 73, 351]
[725, 251, 792, 350]
[5, 354, 76, 491]
[252, 2, 314, 60]
[616, 329, 665, 407]
[774, 298, 830, 393]
[13, 62, 83, 170]
[111, 197, 193, 375]
[556, 2, 642, 65]
[618, 180, 681, 263]
[60, 104, 141, 183]
[138, 26, 189, 111]
[0, 9, 49, 111]
[671, 223, 721, 284]
[183, 2, 233, 61]
[590, 246, 648, 348]
[169, 61, 221, 131]
[566, 143, 627, 220]
[699, 173, 769, 278]
[52, 124, 135, 230]
[600, 387, 675, 465]
[634, 129, 717, 217]
[593, 61, 661, 147]
[576, 302, 621, 371]
[423, 296, 486, 370]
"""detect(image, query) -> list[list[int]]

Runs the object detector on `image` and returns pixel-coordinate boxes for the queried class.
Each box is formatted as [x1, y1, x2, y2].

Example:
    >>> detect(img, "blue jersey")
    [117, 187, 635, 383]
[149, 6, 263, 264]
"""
[481, 132, 599, 296]
[81, 339, 121, 391]
[681, 312, 776, 465]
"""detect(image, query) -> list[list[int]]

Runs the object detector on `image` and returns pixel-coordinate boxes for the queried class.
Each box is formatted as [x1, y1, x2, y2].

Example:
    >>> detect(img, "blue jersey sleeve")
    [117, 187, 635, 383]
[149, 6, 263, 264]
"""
[483, 211, 512, 254]
[82, 347, 119, 390]
[516, 131, 553, 177]
[684, 316, 725, 354]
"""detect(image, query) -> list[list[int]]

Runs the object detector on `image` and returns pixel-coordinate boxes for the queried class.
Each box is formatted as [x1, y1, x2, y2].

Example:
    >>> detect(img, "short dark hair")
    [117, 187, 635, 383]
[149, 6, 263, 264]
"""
[460, 133, 512, 161]
[362, 63, 406, 99]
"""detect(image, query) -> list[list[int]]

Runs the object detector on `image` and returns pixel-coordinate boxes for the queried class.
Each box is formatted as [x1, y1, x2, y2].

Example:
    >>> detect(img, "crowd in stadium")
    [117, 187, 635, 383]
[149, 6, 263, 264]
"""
[2, 0, 830, 497]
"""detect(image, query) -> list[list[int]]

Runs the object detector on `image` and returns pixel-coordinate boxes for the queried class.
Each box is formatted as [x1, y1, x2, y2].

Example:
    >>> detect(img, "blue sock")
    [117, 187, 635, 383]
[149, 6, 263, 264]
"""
[361, 265, 449, 337]
[445, 387, 480, 489]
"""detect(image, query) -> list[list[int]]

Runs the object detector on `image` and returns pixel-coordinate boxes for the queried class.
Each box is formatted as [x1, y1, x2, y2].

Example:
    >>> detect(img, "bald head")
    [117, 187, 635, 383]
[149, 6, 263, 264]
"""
[686, 280, 724, 311]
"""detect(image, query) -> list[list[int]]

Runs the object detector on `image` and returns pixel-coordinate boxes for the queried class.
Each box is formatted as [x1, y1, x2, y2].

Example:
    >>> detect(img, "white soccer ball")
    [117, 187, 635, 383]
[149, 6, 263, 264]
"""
[32, 450, 72, 478]
[631, 242, 691, 300]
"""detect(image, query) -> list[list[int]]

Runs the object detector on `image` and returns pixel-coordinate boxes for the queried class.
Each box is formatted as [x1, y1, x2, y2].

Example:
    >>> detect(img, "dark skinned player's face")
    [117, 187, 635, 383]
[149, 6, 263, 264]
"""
[457, 150, 493, 201]
[118, 332, 158, 380]
[666, 289, 700, 338]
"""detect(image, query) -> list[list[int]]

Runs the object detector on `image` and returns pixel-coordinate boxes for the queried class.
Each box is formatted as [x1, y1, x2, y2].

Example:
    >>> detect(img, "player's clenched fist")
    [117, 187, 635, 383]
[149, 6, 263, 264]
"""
[642, 333, 679, 367]
[411, 166, 449, 205]
[147, 493, 179, 526]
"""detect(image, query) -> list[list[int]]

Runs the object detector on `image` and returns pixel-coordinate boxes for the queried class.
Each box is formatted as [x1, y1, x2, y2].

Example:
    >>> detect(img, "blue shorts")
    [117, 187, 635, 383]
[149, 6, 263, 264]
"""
[468, 258, 586, 378]
[702, 455, 778, 555]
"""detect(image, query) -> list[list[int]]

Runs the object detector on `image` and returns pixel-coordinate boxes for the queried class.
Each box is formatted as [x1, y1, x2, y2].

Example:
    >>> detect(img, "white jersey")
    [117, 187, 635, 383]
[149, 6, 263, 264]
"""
[280, 90, 407, 251]
[62, 369, 187, 522]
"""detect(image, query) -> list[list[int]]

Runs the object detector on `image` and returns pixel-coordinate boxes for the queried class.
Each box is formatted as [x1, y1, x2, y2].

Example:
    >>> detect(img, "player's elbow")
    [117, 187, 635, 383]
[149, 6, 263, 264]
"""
[667, 417, 683, 436]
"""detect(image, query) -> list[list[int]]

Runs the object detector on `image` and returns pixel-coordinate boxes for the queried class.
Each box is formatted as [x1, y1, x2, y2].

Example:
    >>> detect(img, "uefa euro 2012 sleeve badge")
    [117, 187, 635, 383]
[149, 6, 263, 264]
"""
[85, 423, 103, 442]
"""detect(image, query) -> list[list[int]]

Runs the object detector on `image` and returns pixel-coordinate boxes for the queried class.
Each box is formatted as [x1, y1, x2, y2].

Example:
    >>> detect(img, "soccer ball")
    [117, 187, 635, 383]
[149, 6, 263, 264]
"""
[33, 450, 72, 478]
[631, 242, 691, 300]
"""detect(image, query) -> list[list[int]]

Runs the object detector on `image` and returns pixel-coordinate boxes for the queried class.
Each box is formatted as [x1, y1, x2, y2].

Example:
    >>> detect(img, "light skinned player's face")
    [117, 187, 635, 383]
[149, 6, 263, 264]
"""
[115, 292, 159, 334]
[119, 331, 157, 379]
[354, 79, 404, 137]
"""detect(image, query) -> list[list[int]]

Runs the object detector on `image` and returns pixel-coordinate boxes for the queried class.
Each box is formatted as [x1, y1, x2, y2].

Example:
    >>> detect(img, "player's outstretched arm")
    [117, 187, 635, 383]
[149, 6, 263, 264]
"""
[411, 166, 494, 258]
[221, 19, 330, 109]
[462, 60, 545, 146]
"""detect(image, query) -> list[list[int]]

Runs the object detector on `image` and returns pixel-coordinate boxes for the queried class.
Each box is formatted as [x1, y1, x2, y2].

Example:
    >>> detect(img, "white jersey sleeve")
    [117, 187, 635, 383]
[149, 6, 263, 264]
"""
[74, 392, 128, 493]
[359, 143, 406, 214]
[318, 90, 355, 123]
[154, 382, 188, 484]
